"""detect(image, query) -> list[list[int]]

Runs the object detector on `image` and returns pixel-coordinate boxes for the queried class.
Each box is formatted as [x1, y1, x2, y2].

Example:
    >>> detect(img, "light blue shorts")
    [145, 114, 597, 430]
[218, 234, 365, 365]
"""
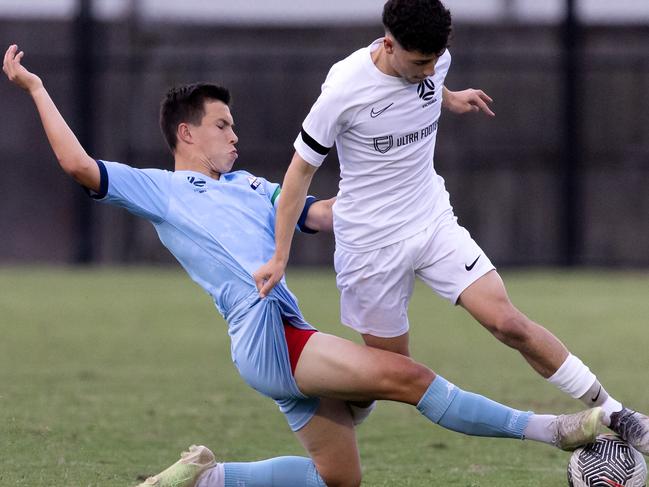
[226, 294, 319, 431]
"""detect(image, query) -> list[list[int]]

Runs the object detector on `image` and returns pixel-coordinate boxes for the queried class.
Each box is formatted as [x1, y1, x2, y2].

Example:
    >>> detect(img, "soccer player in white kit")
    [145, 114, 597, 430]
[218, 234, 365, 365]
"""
[255, 0, 649, 455]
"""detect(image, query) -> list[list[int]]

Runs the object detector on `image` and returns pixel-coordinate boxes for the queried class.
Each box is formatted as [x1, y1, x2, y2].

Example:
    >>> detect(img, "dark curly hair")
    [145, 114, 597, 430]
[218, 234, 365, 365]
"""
[382, 0, 452, 55]
[160, 83, 231, 152]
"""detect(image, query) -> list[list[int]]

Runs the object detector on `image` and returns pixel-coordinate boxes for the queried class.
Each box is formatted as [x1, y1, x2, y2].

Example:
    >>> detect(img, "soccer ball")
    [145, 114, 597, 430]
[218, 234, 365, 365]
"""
[567, 434, 647, 487]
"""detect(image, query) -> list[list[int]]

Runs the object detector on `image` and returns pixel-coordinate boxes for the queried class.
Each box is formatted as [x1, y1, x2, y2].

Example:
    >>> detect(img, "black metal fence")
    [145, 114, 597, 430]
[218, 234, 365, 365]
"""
[0, 19, 647, 267]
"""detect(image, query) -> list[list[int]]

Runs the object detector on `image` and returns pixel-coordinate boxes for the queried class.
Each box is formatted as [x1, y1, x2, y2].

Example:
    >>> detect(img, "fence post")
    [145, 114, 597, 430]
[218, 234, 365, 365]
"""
[73, 0, 96, 263]
[560, 0, 582, 266]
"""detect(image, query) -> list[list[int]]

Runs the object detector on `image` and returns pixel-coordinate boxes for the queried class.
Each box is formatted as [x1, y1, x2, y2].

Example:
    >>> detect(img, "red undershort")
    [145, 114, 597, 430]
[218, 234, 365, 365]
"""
[283, 321, 317, 374]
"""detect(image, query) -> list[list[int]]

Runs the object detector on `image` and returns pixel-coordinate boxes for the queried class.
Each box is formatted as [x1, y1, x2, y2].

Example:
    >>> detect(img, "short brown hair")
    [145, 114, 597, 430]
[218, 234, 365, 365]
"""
[159, 83, 231, 152]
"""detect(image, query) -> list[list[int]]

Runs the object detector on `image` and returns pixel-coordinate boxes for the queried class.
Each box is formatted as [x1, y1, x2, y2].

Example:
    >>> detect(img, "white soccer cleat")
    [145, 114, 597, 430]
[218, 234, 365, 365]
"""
[553, 407, 603, 451]
[610, 408, 649, 456]
[136, 445, 216, 487]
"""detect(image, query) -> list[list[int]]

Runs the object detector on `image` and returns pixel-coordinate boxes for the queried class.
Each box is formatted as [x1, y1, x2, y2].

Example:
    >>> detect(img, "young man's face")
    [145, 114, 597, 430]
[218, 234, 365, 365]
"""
[189, 100, 239, 175]
[385, 37, 444, 84]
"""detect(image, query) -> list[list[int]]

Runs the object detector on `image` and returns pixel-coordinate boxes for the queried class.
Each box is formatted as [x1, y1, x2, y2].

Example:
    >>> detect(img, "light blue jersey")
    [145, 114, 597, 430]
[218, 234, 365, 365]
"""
[91, 160, 319, 430]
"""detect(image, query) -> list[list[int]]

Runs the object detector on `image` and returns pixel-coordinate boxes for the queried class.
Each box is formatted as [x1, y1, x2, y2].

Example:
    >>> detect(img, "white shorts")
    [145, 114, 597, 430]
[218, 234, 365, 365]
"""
[334, 215, 495, 338]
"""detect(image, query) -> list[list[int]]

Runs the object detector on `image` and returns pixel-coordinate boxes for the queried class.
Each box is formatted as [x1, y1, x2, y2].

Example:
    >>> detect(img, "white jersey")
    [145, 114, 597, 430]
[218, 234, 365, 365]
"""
[295, 39, 454, 253]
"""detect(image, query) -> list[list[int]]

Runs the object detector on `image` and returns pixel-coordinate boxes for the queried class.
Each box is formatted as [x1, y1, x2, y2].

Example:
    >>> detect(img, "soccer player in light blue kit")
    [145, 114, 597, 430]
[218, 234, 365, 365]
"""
[4, 44, 604, 487]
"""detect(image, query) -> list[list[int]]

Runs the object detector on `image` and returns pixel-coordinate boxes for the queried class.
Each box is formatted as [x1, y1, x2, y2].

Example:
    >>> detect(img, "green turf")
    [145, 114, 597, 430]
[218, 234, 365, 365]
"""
[1, 267, 648, 486]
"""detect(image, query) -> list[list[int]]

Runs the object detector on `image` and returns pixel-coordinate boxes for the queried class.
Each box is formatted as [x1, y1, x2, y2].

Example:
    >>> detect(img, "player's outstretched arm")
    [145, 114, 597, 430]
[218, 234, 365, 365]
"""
[254, 152, 318, 297]
[3, 44, 99, 191]
[304, 197, 335, 233]
[442, 86, 495, 117]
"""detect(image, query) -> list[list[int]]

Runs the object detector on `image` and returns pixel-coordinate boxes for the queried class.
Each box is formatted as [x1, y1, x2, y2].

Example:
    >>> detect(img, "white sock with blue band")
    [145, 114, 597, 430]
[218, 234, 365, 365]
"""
[417, 375, 532, 439]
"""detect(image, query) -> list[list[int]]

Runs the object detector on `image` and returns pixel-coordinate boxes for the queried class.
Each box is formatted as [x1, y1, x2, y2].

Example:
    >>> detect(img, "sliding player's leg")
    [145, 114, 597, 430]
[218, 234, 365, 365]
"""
[203, 398, 360, 487]
[294, 332, 602, 450]
[138, 398, 360, 487]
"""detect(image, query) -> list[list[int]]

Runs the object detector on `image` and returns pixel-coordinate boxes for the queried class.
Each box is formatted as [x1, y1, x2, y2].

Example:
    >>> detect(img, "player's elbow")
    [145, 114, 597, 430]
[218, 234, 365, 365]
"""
[62, 158, 87, 178]
[62, 156, 99, 190]
[59, 153, 88, 174]
[305, 198, 335, 232]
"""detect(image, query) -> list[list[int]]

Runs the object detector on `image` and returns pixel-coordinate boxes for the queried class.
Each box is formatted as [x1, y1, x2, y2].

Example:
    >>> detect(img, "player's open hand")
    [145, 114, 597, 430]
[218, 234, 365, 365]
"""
[3, 45, 43, 93]
[253, 257, 287, 298]
[443, 88, 495, 117]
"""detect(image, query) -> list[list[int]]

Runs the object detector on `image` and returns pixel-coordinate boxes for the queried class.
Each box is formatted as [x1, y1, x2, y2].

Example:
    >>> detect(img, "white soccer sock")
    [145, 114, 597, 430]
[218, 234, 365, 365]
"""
[547, 354, 596, 399]
[577, 379, 623, 425]
[549, 355, 624, 426]
[195, 463, 225, 487]
[599, 397, 624, 426]
[522, 414, 557, 445]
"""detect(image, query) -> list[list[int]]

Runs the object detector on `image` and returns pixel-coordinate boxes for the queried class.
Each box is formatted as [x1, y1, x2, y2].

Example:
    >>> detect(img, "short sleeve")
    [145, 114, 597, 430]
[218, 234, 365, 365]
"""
[262, 178, 281, 208]
[294, 67, 350, 168]
[235, 171, 281, 208]
[90, 160, 171, 224]
[237, 171, 319, 234]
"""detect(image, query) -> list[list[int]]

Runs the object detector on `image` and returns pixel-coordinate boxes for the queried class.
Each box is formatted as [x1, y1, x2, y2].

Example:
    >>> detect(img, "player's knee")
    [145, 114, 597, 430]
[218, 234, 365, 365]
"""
[405, 361, 435, 392]
[488, 309, 533, 348]
[384, 360, 435, 403]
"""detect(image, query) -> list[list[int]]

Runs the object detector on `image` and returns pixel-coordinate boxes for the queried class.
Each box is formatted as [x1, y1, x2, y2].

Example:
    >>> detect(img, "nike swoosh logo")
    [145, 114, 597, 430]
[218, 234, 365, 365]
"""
[465, 255, 481, 271]
[370, 102, 394, 118]
[591, 385, 602, 403]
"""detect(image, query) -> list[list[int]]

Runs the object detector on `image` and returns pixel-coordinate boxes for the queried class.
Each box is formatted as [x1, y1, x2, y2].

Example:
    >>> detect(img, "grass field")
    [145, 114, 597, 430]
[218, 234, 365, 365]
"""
[1, 267, 648, 486]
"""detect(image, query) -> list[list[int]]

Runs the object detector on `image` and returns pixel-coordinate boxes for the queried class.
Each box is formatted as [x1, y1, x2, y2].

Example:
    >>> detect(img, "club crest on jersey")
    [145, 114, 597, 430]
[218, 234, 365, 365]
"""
[247, 176, 261, 190]
[417, 79, 438, 108]
[187, 176, 207, 193]
[373, 135, 394, 154]
[417, 79, 435, 101]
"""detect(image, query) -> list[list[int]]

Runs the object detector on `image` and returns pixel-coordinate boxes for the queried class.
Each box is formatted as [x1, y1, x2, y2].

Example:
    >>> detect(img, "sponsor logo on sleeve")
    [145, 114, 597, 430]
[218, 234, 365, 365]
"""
[465, 255, 481, 271]
[247, 176, 261, 190]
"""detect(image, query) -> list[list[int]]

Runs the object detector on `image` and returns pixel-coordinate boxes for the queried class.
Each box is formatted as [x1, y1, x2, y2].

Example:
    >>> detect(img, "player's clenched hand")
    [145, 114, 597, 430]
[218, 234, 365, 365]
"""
[253, 257, 287, 298]
[3, 45, 43, 94]
[443, 88, 495, 117]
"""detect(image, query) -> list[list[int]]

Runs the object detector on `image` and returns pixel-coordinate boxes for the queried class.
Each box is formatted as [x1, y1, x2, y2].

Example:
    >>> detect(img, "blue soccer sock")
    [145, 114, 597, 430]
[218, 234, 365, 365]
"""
[417, 375, 532, 439]
[223, 456, 326, 487]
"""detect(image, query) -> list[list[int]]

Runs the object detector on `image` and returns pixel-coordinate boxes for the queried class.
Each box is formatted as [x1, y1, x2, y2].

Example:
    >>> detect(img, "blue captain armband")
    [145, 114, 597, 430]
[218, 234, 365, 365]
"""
[297, 196, 318, 234]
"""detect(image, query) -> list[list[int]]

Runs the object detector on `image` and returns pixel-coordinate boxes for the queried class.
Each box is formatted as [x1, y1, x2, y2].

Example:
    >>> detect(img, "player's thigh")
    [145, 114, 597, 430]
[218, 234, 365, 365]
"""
[416, 217, 495, 304]
[294, 332, 434, 404]
[334, 240, 415, 338]
[294, 397, 361, 487]
[457, 269, 516, 325]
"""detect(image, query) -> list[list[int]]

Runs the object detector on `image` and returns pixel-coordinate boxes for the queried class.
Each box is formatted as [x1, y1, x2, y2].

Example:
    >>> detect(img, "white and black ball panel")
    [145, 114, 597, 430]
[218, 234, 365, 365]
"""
[568, 434, 647, 487]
